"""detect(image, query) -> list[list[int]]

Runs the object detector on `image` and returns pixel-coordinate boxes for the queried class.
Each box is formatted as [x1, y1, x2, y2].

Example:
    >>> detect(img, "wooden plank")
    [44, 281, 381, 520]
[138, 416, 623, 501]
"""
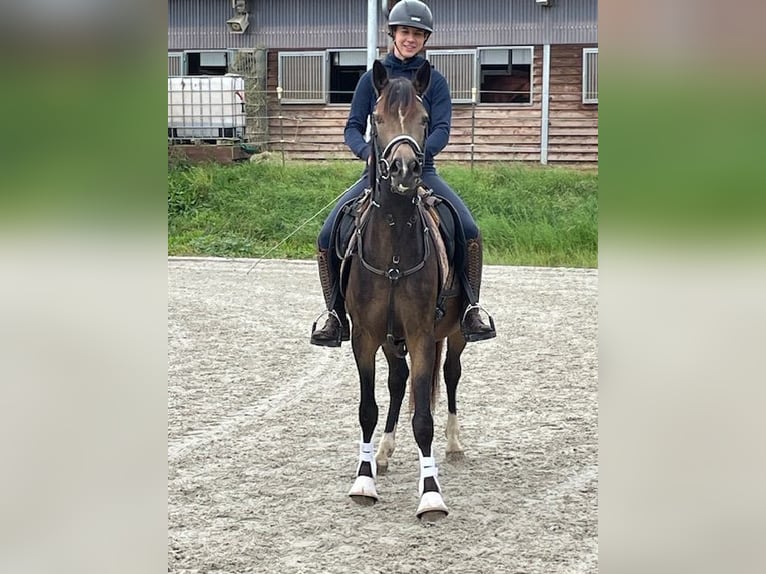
[549, 110, 599, 119]
[271, 109, 351, 120]
[440, 151, 542, 162]
[277, 142, 350, 151]
[473, 109, 542, 119]
[549, 84, 591, 95]
[452, 118, 542, 128]
[450, 127, 542, 138]
[548, 156, 598, 163]
[280, 151, 360, 161]
[267, 118, 346, 126]
[548, 136, 599, 145]
[448, 135, 542, 145]
[548, 128, 599, 136]
[270, 128, 347, 138]
[547, 146, 599, 153]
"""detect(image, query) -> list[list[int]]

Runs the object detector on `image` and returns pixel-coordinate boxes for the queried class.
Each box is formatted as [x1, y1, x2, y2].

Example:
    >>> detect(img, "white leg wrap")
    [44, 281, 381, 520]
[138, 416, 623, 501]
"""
[355, 438, 377, 478]
[417, 448, 441, 496]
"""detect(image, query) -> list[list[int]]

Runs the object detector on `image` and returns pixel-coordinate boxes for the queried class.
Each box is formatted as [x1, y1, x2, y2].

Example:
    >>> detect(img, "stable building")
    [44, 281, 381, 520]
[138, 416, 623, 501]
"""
[168, 0, 598, 165]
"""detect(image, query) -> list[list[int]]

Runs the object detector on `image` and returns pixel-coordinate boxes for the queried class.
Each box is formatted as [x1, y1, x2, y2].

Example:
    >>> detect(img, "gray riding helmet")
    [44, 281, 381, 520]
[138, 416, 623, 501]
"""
[387, 0, 434, 36]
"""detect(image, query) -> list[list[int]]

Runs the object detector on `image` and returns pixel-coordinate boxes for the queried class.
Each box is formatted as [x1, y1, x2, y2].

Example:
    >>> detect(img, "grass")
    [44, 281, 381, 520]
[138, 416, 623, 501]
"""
[168, 159, 597, 268]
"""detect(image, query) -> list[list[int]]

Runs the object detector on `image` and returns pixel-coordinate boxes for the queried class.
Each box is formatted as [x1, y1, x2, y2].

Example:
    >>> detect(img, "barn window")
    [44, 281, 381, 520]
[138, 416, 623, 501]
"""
[278, 52, 326, 104]
[582, 48, 598, 104]
[426, 50, 477, 103]
[477, 46, 533, 105]
[328, 50, 367, 104]
[185, 51, 231, 76]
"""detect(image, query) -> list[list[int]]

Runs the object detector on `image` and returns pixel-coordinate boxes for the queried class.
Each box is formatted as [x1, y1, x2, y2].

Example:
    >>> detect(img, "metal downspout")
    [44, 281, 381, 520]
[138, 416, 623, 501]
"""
[367, 0, 378, 70]
[541, 44, 551, 165]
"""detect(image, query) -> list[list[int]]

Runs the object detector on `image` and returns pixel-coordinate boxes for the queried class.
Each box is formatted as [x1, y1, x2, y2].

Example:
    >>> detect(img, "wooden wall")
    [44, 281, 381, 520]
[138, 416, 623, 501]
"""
[547, 44, 599, 165]
[264, 45, 597, 165]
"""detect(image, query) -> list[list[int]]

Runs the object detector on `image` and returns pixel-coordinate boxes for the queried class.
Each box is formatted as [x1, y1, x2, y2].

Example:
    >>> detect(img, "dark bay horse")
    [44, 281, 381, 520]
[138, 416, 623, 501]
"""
[344, 60, 466, 521]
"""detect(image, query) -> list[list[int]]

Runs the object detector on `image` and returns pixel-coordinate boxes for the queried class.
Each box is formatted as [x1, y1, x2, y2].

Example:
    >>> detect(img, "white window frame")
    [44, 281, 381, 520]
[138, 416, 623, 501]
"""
[277, 48, 390, 106]
[426, 49, 477, 104]
[582, 47, 598, 104]
[278, 51, 327, 104]
[278, 49, 386, 105]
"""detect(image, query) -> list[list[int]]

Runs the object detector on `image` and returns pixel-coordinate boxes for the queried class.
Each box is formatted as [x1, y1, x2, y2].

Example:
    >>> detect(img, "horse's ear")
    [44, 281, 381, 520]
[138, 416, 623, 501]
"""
[413, 61, 432, 97]
[372, 60, 388, 96]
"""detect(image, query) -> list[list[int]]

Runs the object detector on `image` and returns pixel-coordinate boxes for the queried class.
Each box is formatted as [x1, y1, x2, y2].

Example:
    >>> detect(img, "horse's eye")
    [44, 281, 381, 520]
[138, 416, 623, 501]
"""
[421, 116, 429, 125]
[373, 113, 382, 123]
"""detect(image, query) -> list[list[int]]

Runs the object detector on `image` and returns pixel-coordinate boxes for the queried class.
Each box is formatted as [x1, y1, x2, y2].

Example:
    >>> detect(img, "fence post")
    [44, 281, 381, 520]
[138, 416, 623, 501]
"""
[276, 86, 285, 167]
[470, 86, 477, 171]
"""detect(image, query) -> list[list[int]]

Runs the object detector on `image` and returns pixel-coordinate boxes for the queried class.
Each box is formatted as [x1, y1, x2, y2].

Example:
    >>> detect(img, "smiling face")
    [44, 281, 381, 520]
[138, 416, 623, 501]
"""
[392, 25, 428, 60]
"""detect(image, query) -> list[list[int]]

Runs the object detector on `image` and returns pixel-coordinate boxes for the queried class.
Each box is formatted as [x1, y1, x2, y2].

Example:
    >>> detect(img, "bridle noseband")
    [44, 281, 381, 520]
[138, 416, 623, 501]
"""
[376, 135, 425, 181]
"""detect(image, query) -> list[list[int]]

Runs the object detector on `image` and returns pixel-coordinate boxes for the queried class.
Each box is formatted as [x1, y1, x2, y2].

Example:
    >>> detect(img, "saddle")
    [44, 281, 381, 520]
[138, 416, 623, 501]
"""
[332, 186, 462, 320]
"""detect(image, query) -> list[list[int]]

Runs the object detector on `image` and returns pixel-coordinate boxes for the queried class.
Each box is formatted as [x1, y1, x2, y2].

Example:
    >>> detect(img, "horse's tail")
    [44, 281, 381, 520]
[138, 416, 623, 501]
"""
[408, 338, 444, 413]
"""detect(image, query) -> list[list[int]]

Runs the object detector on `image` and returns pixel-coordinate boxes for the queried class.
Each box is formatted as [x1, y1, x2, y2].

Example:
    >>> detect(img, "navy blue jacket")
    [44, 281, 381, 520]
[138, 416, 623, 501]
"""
[344, 52, 451, 169]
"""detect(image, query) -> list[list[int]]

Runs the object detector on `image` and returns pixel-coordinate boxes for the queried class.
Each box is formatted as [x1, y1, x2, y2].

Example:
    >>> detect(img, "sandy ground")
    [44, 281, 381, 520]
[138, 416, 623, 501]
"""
[168, 257, 598, 574]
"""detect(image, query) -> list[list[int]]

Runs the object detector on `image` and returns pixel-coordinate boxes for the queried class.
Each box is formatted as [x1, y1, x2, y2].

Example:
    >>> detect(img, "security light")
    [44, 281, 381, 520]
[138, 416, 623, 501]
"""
[227, 13, 249, 34]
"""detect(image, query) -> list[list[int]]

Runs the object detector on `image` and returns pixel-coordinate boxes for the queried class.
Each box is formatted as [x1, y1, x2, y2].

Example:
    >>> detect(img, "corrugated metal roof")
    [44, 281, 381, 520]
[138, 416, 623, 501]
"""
[168, 0, 597, 51]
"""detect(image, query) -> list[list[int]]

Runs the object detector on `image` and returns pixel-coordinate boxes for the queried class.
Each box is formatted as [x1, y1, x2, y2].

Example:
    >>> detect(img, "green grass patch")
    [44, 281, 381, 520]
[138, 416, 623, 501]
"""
[168, 160, 597, 267]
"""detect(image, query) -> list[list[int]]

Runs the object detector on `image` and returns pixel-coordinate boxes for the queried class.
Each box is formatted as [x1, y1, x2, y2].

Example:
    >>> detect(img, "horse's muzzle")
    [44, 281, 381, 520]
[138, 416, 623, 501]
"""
[389, 157, 422, 194]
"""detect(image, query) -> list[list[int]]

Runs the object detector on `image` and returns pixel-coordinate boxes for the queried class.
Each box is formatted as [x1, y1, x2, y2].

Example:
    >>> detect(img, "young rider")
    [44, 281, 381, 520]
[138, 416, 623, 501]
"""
[310, 0, 496, 346]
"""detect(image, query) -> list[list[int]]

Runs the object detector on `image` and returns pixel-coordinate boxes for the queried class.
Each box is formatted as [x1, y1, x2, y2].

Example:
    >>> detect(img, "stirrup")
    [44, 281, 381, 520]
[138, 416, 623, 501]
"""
[310, 309, 343, 347]
[461, 303, 497, 343]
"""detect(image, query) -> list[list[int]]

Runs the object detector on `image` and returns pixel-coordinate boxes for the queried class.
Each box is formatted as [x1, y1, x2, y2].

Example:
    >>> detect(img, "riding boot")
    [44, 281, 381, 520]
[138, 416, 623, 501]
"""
[462, 236, 497, 342]
[310, 248, 350, 347]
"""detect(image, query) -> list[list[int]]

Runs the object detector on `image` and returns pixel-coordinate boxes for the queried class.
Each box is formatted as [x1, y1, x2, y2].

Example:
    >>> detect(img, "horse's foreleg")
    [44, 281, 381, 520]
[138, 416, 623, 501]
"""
[348, 333, 380, 505]
[444, 333, 466, 460]
[409, 338, 448, 520]
[375, 344, 409, 473]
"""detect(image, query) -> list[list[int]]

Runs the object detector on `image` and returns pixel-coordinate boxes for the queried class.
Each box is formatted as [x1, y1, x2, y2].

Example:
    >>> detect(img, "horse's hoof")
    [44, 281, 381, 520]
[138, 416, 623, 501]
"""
[416, 491, 448, 520]
[348, 475, 379, 505]
[446, 450, 465, 463]
[375, 458, 389, 475]
[350, 494, 377, 507]
[419, 509, 448, 523]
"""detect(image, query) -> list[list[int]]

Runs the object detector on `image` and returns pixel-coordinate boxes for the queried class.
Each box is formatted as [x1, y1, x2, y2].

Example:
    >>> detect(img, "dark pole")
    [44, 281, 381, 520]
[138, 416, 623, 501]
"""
[470, 86, 476, 171]
[276, 86, 285, 167]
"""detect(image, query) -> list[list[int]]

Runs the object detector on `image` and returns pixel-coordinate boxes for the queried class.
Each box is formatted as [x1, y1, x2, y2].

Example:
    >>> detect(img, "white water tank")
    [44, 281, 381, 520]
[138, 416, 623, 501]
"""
[168, 75, 246, 140]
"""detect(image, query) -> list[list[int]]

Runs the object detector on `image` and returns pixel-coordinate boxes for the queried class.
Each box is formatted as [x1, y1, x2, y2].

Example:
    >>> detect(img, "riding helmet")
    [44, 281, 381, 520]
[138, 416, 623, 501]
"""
[387, 0, 434, 35]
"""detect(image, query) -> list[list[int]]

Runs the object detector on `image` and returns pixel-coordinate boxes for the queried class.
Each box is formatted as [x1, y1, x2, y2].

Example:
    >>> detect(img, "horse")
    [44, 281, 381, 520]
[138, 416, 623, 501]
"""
[343, 60, 467, 521]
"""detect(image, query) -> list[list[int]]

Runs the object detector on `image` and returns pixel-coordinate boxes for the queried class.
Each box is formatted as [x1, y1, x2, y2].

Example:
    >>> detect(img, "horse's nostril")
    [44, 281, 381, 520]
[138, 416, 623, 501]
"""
[391, 158, 402, 174]
[410, 160, 421, 176]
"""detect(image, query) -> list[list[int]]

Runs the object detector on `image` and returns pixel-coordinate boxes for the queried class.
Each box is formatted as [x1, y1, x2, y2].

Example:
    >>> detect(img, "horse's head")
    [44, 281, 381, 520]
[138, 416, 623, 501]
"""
[371, 60, 431, 195]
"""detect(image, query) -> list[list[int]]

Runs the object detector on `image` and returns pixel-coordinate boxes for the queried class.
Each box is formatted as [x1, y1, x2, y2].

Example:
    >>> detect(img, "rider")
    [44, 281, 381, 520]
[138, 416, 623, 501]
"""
[310, 0, 496, 346]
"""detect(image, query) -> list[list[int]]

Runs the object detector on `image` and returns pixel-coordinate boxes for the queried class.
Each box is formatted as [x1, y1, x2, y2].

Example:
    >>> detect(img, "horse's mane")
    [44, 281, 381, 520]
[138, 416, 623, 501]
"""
[379, 77, 420, 119]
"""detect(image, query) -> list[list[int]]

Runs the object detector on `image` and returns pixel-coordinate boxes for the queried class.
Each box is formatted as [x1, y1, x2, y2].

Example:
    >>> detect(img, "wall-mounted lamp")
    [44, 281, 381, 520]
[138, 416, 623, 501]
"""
[227, 0, 250, 34]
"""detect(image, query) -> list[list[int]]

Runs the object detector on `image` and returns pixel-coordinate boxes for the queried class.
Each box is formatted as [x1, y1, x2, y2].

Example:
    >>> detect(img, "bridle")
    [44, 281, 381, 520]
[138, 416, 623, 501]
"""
[369, 95, 426, 187]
